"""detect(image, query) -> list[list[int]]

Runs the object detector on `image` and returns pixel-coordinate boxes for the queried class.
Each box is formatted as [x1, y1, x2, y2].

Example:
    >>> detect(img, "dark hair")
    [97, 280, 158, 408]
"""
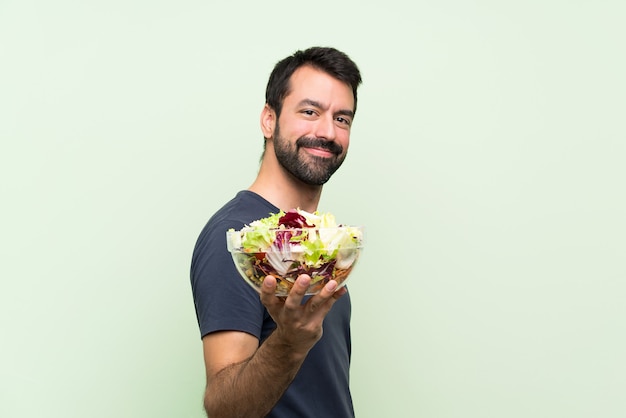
[265, 46, 362, 118]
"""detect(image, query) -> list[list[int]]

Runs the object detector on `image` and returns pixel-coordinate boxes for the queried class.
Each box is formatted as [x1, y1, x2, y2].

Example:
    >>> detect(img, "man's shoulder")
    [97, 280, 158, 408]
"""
[208, 190, 279, 229]
[196, 190, 279, 246]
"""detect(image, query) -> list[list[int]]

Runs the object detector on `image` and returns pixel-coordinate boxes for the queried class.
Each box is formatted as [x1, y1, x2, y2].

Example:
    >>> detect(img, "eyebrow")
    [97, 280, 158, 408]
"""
[298, 98, 354, 119]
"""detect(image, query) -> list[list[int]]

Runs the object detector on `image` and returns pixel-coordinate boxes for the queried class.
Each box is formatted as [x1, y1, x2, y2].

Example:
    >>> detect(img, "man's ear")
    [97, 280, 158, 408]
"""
[260, 104, 276, 139]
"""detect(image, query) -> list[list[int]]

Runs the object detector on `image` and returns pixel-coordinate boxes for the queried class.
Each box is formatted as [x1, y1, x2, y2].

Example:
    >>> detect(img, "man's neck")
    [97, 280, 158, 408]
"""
[248, 159, 323, 213]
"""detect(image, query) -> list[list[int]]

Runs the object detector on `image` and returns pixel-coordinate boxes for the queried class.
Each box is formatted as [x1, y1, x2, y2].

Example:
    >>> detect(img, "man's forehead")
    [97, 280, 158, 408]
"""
[285, 66, 354, 108]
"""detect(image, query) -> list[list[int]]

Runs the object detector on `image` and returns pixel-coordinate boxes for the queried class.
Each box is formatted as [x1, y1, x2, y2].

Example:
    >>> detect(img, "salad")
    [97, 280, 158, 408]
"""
[227, 209, 363, 295]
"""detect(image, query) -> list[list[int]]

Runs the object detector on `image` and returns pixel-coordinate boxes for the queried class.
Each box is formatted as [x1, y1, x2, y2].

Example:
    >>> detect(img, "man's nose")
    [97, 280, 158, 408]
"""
[314, 116, 336, 141]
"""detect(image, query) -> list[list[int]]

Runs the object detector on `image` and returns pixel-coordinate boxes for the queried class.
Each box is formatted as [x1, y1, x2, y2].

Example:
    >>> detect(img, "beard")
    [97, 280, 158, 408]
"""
[272, 124, 347, 186]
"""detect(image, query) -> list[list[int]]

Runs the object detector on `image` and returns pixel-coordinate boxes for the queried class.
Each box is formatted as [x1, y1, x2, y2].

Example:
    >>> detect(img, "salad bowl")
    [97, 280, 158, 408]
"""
[227, 210, 364, 296]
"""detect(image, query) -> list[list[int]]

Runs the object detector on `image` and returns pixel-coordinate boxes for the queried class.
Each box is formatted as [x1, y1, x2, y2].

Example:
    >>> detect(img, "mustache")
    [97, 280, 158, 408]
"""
[296, 137, 343, 155]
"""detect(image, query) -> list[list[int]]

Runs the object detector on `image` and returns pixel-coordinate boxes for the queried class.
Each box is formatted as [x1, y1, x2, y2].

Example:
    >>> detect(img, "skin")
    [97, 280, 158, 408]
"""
[202, 65, 356, 417]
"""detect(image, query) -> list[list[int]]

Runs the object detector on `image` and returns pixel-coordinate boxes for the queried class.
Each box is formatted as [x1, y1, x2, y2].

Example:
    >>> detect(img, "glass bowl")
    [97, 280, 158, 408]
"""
[227, 226, 364, 296]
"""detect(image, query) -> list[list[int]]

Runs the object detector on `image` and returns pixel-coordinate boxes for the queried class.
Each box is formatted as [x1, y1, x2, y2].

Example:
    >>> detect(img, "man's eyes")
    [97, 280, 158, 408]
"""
[300, 110, 351, 126]
[336, 116, 352, 126]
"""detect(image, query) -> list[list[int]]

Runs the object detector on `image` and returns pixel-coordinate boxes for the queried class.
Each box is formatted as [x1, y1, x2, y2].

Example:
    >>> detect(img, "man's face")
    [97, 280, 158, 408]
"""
[271, 66, 355, 186]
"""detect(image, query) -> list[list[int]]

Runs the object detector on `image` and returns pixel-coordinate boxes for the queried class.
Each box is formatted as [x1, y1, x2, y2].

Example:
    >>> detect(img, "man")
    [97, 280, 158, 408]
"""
[190, 46, 362, 417]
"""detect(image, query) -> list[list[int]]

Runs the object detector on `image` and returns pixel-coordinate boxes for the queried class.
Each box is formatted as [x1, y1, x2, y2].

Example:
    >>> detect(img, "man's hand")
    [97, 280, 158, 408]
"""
[260, 274, 347, 358]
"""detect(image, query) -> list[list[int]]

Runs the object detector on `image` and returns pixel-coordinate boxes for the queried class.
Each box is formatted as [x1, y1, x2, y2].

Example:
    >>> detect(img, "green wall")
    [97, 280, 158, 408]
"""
[2, 1, 625, 417]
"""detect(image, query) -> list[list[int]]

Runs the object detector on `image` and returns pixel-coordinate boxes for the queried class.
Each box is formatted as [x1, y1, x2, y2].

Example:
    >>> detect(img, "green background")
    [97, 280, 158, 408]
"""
[1, 1, 624, 417]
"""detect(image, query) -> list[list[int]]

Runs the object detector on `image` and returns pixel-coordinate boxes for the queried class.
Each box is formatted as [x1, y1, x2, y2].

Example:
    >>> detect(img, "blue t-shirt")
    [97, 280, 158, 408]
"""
[190, 191, 354, 417]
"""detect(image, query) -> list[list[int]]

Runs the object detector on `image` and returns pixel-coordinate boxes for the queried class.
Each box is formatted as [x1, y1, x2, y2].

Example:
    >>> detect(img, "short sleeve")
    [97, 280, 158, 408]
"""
[191, 218, 266, 339]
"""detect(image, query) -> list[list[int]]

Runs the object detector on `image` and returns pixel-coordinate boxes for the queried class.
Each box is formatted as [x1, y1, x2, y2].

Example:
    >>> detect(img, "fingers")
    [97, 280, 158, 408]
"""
[260, 275, 277, 297]
[282, 275, 311, 308]
[260, 275, 282, 310]
[307, 279, 345, 313]
[318, 279, 338, 297]
[261, 274, 345, 317]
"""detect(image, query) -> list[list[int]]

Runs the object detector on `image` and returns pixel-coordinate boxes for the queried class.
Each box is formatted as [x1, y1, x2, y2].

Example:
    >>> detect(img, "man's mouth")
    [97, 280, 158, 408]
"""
[302, 147, 336, 158]
[296, 137, 342, 156]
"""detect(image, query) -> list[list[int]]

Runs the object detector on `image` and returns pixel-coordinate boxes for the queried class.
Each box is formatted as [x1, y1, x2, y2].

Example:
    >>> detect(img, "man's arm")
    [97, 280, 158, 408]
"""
[202, 275, 346, 418]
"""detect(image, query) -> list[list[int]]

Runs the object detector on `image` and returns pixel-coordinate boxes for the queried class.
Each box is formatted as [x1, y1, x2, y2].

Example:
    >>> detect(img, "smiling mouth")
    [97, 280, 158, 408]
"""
[302, 146, 337, 158]
[296, 137, 343, 156]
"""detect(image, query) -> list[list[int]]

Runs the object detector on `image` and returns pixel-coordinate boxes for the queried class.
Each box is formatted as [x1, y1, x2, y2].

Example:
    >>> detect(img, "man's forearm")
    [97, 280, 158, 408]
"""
[204, 332, 308, 418]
